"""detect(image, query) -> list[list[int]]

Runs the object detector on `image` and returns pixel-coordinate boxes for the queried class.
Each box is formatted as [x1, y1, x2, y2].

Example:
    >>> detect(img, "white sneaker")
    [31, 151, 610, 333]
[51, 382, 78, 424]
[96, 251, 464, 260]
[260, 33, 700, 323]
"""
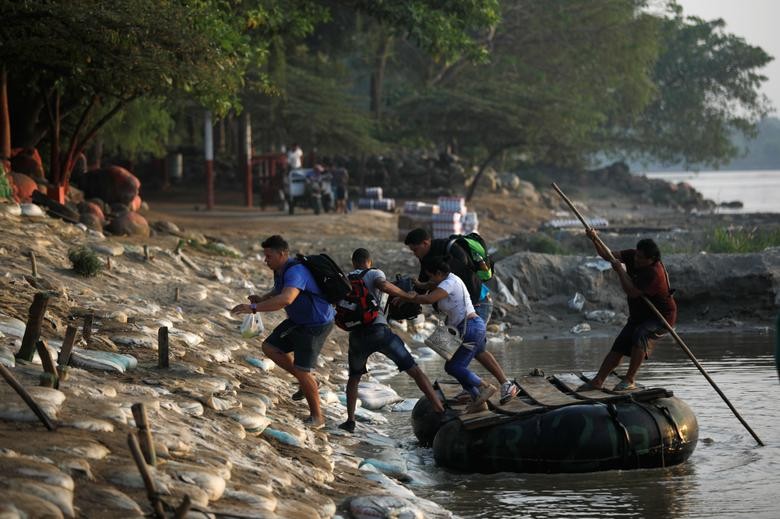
[499, 380, 519, 404]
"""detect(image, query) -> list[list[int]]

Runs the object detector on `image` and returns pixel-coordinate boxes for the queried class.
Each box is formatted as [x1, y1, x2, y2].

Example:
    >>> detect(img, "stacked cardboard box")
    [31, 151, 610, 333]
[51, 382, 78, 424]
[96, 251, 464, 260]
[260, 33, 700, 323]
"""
[398, 201, 439, 241]
[398, 197, 480, 240]
[358, 186, 396, 211]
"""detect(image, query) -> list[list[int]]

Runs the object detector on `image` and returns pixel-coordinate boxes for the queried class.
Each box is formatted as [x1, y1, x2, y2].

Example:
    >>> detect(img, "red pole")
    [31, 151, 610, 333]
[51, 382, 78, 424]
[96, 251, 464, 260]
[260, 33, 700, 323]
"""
[204, 111, 214, 210]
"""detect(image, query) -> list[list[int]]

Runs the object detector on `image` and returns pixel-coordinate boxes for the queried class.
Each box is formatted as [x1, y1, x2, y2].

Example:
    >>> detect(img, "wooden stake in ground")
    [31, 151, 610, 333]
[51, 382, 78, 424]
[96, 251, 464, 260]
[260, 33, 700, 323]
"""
[158, 326, 169, 369]
[143, 245, 151, 261]
[82, 314, 93, 344]
[16, 292, 51, 361]
[127, 432, 165, 519]
[57, 325, 77, 367]
[131, 403, 157, 466]
[106, 256, 112, 271]
[174, 287, 180, 303]
[551, 181, 765, 447]
[29, 251, 38, 277]
[0, 364, 56, 431]
[36, 340, 58, 388]
[173, 495, 192, 519]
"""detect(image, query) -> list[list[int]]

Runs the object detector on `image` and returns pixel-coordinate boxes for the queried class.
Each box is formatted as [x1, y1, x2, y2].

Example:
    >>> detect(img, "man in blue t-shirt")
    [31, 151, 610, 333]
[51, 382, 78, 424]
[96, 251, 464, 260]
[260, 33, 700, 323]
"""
[231, 235, 334, 429]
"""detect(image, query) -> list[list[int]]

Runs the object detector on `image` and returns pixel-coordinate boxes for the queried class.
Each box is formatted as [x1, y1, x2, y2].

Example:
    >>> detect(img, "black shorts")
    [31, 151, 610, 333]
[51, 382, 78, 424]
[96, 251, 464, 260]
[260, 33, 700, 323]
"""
[348, 324, 416, 377]
[611, 319, 666, 359]
[264, 319, 334, 372]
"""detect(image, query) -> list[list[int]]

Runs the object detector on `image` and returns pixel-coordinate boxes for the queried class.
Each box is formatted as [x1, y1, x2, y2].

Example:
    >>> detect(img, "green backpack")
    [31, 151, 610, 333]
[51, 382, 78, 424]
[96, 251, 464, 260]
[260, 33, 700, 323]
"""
[446, 232, 494, 281]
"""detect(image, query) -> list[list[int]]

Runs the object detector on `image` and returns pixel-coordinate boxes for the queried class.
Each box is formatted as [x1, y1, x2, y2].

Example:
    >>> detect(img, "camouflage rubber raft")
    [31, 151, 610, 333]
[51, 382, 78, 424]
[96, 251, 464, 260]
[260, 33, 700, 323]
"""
[412, 372, 698, 473]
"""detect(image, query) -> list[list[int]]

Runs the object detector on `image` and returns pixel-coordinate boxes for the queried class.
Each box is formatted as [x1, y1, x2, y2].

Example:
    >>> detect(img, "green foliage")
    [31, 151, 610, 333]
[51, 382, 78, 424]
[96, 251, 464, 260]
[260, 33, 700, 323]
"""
[612, 12, 773, 169]
[389, 0, 660, 168]
[527, 233, 566, 255]
[707, 227, 780, 253]
[68, 247, 103, 277]
[0, 162, 12, 200]
[98, 98, 175, 160]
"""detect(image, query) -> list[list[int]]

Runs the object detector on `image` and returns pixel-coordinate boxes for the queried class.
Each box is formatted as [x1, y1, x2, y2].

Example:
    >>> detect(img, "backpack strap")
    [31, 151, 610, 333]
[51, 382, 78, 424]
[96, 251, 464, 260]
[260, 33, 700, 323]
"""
[285, 257, 327, 303]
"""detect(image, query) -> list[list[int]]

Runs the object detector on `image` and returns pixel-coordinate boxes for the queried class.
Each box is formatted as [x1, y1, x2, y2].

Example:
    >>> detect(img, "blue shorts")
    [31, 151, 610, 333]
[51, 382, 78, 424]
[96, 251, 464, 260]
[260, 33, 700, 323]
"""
[348, 324, 416, 377]
[265, 319, 334, 372]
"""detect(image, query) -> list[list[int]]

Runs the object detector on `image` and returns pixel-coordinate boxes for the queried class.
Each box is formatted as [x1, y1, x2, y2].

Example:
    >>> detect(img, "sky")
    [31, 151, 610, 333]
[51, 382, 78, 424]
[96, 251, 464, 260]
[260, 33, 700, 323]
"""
[676, 0, 780, 114]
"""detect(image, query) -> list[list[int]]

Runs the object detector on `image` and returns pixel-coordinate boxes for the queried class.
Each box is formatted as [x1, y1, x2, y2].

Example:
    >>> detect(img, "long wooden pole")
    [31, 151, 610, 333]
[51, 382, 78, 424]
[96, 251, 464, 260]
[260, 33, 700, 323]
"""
[551, 182, 764, 447]
[0, 364, 56, 431]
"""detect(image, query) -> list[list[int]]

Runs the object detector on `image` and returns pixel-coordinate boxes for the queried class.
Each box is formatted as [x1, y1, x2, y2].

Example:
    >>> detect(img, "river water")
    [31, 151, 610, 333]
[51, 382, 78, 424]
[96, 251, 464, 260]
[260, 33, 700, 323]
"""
[380, 331, 778, 518]
[643, 170, 780, 213]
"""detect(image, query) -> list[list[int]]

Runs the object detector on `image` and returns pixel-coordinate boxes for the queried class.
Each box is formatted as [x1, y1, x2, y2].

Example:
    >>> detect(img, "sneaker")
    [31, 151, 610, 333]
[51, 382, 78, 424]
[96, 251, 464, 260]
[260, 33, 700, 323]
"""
[499, 380, 519, 404]
[613, 380, 637, 391]
[303, 415, 326, 430]
[291, 387, 305, 401]
[338, 419, 356, 433]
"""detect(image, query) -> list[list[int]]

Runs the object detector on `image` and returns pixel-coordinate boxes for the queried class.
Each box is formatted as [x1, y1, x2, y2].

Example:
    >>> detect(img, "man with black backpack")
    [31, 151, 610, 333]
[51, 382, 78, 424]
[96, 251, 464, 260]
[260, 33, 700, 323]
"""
[404, 228, 519, 404]
[231, 235, 335, 429]
[337, 248, 445, 433]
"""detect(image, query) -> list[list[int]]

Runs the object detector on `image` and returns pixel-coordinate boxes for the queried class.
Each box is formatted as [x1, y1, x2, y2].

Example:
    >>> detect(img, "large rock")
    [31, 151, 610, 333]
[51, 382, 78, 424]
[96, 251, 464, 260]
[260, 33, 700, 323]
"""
[11, 148, 45, 179]
[107, 212, 150, 237]
[11, 172, 39, 202]
[78, 166, 140, 206]
[495, 249, 780, 322]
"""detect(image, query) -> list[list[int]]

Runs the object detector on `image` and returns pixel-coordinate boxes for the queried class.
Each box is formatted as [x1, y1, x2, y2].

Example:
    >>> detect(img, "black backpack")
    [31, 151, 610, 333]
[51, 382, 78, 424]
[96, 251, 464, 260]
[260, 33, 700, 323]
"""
[386, 274, 422, 321]
[335, 269, 380, 331]
[294, 253, 352, 304]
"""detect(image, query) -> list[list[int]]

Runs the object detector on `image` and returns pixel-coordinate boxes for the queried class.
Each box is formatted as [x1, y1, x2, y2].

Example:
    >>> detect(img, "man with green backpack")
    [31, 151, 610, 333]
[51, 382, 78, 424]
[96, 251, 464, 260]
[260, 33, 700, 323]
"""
[404, 228, 518, 404]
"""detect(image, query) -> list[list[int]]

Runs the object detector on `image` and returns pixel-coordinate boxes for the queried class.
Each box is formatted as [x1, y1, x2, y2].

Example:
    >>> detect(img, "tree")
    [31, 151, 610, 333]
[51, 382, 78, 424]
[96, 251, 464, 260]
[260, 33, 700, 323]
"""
[384, 0, 661, 199]
[609, 9, 773, 169]
[0, 0, 250, 187]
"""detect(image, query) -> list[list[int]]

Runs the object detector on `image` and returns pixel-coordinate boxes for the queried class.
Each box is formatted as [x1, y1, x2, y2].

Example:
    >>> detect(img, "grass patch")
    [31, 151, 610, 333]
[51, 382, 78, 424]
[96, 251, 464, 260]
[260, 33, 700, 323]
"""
[68, 247, 103, 277]
[527, 232, 567, 254]
[706, 227, 780, 253]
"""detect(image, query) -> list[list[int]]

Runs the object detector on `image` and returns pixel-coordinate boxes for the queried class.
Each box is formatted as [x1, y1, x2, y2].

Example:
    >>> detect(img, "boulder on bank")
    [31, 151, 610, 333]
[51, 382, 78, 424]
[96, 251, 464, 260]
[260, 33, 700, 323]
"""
[495, 249, 780, 322]
[107, 212, 150, 237]
[11, 172, 39, 202]
[10, 148, 45, 179]
[77, 166, 140, 206]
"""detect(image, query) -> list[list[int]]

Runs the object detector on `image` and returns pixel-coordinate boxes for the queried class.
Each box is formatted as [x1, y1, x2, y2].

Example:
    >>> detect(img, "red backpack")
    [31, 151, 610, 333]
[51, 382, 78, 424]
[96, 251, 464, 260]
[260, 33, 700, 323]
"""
[335, 269, 380, 331]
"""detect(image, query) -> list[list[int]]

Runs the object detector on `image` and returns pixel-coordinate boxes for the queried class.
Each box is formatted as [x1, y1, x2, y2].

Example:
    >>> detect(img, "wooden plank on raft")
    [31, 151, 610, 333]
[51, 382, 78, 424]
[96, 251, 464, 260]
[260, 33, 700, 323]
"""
[459, 409, 516, 430]
[582, 371, 644, 392]
[435, 380, 465, 401]
[553, 373, 614, 400]
[516, 376, 580, 406]
[489, 396, 542, 415]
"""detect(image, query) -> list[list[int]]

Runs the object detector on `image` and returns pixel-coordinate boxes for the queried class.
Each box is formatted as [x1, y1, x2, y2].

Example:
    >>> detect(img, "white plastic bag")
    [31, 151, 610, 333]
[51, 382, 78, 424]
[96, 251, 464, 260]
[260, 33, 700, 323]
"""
[240, 313, 264, 338]
[568, 292, 585, 311]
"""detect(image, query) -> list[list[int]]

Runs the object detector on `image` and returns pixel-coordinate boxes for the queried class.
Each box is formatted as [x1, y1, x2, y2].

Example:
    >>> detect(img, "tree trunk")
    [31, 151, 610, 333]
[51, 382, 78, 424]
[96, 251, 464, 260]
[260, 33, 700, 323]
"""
[465, 142, 523, 202]
[0, 66, 11, 163]
[369, 33, 392, 122]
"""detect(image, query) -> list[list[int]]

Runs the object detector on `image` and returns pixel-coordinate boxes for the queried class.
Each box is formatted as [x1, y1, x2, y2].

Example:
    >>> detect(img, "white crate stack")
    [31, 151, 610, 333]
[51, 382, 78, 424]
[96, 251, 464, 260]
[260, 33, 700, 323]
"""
[433, 196, 475, 238]
[358, 186, 396, 211]
[398, 197, 479, 240]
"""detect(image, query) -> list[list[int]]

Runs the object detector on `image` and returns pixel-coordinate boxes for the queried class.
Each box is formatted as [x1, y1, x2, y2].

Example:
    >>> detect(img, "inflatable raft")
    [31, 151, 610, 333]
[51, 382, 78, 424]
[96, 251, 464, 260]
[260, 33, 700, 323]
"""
[412, 372, 698, 473]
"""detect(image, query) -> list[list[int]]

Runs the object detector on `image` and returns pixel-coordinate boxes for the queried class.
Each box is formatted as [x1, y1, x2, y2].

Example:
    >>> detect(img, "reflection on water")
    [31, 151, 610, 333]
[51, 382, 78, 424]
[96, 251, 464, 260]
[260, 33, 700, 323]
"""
[381, 331, 778, 518]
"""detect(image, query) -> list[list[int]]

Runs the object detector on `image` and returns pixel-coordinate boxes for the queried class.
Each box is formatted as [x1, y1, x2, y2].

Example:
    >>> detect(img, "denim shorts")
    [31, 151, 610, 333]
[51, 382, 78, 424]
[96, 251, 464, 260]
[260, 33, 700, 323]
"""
[611, 319, 666, 359]
[265, 319, 334, 372]
[348, 324, 416, 377]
